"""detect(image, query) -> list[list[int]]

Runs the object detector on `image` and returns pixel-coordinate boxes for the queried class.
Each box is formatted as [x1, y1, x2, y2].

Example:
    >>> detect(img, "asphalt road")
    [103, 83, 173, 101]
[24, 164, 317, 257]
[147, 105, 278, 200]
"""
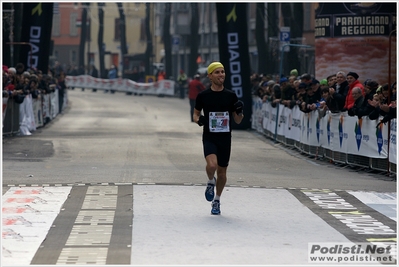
[2, 89, 397, 266]
[2, 89, 396, 191]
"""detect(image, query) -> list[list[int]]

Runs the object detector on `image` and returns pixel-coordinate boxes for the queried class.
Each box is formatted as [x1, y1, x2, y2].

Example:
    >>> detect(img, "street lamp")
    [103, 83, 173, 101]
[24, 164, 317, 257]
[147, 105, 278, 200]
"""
[279, 44, 312, 78]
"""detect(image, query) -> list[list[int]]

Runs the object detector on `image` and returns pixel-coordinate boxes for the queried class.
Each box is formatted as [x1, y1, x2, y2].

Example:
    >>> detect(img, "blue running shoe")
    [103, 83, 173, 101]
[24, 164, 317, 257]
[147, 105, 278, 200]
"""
[205, 177, 216, 202]
[211, 200, 221, 215]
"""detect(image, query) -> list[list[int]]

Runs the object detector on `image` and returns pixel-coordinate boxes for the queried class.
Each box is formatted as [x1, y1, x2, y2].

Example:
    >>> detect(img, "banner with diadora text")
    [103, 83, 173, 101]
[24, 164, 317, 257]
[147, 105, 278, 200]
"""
[20, 3, 53, 74]
[216, 3, 252, 129]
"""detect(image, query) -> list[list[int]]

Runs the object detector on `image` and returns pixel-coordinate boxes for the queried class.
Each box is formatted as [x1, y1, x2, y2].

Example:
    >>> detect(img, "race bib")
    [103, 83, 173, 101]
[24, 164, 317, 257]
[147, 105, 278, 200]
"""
[209, 111, 230, 132]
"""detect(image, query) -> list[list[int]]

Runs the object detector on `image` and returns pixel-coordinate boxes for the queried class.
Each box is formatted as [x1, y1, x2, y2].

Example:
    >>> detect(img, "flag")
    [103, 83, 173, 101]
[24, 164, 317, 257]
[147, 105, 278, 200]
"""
[216, 3, 252, 129]
[19, 3, 54, 74]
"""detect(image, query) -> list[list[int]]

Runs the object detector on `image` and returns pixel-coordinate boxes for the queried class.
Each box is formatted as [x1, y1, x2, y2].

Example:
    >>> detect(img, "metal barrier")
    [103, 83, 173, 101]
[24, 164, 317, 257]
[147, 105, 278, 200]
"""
[2, 90, 67, 137]
[252, 98, 397, 176]
[3, 98, 21, 136]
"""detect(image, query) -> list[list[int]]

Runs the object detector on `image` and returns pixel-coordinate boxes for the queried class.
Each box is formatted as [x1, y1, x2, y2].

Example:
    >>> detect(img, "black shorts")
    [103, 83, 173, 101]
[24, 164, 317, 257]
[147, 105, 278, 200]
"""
[202, 133, 231, 167]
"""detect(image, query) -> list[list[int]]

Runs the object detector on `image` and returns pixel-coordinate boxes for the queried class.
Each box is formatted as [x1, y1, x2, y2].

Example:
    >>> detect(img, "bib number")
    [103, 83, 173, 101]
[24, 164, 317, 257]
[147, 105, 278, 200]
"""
[209, 111, 230, 132]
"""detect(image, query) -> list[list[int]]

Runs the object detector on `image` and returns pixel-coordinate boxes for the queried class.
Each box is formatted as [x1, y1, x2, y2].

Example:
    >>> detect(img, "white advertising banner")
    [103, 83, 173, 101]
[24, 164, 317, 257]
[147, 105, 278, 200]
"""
[19, 95, 36, 136]
[65, 75, 175, 96]
[281, 105, 292, 140]
[300, 112, 311, 146]
[262, 102, 271, 133]
[50, 91, 59, 119]
[276, 104, 286, 137]
[290, 105, 302, 142]
[346, 116, 388, 158]
[303, 111, 320, 146]
[330, 113, 348, 153]
[250, 100, 395, 163]
[32, 98, 43, 128]
[269, 102, 278, 136]
[42, 94, 51, 122]
[389, 119, 397, 164]
[251, 97, 263, 132]
[318, 111, 328, 148]
[3, 97, 8, 125]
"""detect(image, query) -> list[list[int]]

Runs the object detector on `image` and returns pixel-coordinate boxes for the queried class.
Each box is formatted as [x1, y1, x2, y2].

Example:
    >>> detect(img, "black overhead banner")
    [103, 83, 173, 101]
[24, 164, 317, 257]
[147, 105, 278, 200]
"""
[20, 3, 53, 73]
[216, 3, 252, 130]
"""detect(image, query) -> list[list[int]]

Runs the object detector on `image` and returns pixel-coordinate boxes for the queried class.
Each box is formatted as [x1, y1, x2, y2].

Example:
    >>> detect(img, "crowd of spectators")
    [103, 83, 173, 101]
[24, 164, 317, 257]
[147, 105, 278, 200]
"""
[3, 61, 68, 121]
[4, 61, 397, 128]
[252, 69, 397, 126]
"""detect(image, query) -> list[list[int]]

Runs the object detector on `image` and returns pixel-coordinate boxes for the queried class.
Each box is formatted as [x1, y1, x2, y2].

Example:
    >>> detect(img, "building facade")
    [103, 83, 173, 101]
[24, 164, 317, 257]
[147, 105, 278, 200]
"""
[51, 2, 317, 79]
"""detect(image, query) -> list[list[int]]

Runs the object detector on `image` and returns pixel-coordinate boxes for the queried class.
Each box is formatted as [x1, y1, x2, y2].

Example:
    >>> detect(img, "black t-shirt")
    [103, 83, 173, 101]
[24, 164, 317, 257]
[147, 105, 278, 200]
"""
[195, 87, 239, 135]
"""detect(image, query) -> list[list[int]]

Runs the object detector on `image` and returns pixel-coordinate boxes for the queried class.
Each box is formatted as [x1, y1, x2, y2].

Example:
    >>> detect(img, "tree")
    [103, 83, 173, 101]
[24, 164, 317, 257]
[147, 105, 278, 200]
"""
[97, 3, 105, 78]
[2, 3, 23, 66]
[281, 3, 303, 76]
[116, 3, 128, 56]
[144, 3, 153, 76]
[79, 3, 89, 71]
[266, 3, 279, 74]
[162, 3, 172, 79]
[188, 3, 199, 77]
[2, 2, 12, 66]
[255, 3, 268, 75]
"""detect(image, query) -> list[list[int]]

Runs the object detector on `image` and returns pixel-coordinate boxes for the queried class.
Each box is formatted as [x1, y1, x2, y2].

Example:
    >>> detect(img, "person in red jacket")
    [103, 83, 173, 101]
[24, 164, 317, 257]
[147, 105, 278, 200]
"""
[188, 74, 205, 122]
[343, 71, 365, 111]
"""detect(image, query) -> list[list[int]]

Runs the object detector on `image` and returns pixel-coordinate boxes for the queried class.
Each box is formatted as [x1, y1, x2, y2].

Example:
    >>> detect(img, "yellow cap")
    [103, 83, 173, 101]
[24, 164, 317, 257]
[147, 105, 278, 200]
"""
[207, 62, 224, 74]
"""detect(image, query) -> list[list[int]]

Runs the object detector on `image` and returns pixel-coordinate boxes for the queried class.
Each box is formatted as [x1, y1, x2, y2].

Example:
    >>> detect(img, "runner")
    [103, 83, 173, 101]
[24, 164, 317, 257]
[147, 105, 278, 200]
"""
[193, 61, 244, 215]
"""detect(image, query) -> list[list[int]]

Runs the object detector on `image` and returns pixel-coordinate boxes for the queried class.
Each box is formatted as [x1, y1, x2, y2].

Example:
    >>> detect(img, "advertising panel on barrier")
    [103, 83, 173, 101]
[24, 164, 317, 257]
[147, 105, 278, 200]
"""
[330, 113, 348, 154]
[276, 104, 286, 137]
[3, 97, 8, 124]
[32, 98, 43, 128]
[42, 94, 51, 123]
[19, 95, 35, 136]
[290, 106, 302, 142]
[346, 116, 388, 158]
[262, 102, 271, 132]
[318, 112, 328, 148]
[301, 111, 321, 146]
[281, 105, 291, 139]
[253, 101, 395, 165]
[50, 90, 59, 119]
[251, 97, 260, 130]
[389, 119, 397, 164]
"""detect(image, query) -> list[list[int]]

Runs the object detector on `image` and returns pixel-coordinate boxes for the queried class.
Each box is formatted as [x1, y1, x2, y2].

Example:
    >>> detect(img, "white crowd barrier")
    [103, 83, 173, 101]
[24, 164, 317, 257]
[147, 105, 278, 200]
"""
[2, 89, 67, 136]
[251, 96, 397, 173]
[65, 75, 175, 96]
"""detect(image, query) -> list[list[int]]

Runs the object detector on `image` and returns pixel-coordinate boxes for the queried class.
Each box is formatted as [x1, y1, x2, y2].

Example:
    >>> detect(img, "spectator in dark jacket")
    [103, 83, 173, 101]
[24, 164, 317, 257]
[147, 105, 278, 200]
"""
[347, 87, 365, 118]
[330, 71, 349, 110]
[351, 80, 379, 118]
[300, 84, 321, 113]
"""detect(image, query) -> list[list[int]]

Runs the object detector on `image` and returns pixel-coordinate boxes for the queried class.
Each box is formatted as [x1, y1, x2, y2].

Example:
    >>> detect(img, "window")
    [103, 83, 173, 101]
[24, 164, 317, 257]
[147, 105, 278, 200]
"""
[70, 50, 77, 65]
[114, 18, 120, 41]
[52, 13, 61, 36]
[70, 12, 78, 36]
[140, 18, 146, 41]
[303, 4, 311, 31]
[178, 3, 189, 11]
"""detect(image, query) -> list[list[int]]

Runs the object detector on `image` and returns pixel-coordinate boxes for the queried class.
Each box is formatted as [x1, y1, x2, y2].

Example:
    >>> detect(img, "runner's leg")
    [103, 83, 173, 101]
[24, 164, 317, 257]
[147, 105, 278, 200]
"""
[216, 166, 227, 196]
[205, 154, 217, 180]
